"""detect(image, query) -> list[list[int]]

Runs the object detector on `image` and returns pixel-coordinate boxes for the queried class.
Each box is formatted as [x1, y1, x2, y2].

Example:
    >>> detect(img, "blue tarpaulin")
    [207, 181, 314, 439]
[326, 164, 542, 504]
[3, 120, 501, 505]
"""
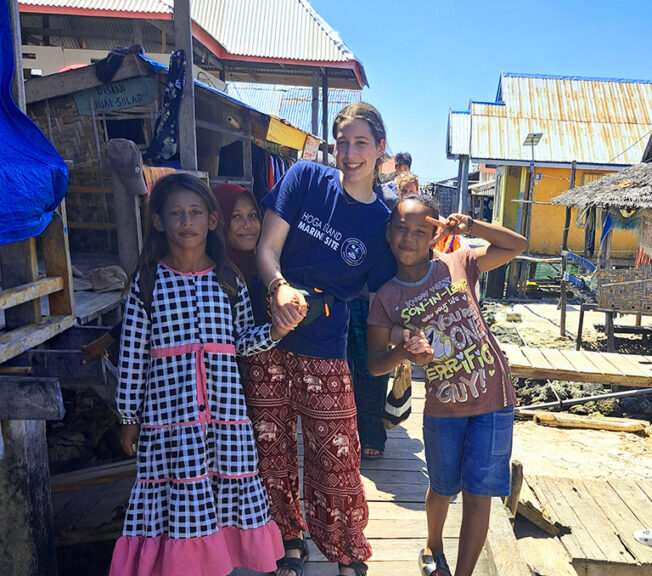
[0, 0, 68, 246]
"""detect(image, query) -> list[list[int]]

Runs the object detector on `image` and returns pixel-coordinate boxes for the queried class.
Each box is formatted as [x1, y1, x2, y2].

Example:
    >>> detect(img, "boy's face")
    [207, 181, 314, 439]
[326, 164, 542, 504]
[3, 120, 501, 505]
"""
[387, 200, 437, 267]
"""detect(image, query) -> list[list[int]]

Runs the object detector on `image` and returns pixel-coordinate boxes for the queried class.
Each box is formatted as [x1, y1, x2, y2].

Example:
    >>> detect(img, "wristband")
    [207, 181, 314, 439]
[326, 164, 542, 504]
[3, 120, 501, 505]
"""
[268, 278, 288, 296]
[121, 417, 140, 425]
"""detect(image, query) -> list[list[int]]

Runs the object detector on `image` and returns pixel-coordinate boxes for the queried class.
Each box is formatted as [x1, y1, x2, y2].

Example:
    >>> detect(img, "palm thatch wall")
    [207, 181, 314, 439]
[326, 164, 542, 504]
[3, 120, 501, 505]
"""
[552, 163, 652, 211]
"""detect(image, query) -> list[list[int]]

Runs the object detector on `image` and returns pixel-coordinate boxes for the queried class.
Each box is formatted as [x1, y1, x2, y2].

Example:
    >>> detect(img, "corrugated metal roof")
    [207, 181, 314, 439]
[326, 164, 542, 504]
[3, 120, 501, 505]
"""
[20, 0, 361, 64]
[227, 82, 360, 141]
[447, 111, 470, 158]
[448, 72, 652, 166]
[20, 0, 169, 14]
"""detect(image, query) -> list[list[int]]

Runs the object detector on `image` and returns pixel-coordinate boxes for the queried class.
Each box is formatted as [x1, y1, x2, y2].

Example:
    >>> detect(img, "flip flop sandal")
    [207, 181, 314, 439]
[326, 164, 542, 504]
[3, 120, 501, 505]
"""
[418, 549, 452, 576]
[635, 529, 652, 547]
[361, 445, 383, 460]
[277, 538, 309, 575]
[337, 560, 368, 576]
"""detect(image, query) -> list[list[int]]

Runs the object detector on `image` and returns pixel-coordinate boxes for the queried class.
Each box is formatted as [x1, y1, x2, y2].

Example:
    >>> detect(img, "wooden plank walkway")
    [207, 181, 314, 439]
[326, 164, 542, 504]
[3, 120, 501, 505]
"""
[501, 343, 652, 387]
[50, 382, 533, 575]
[524, 475, 652, 576]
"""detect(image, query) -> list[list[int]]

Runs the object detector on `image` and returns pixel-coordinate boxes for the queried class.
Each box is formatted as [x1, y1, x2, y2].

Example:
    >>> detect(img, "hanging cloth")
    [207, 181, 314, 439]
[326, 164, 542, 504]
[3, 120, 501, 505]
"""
[0, 2, 68, 245]
[143, 50, 186, 167]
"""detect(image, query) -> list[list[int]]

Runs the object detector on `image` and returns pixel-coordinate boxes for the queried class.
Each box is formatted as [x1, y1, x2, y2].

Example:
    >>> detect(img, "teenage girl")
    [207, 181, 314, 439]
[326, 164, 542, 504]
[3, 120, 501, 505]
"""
[109, 173, 301, 576]
[367, 195, 526, 576]
[247, 102, 396, 576]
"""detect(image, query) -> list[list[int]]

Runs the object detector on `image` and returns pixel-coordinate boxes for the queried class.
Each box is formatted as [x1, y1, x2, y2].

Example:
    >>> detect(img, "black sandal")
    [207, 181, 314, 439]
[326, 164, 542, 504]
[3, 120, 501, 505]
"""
[418, 549, 451, 576]
[337, 560, 368, 576]
[276, 538, 309, 576]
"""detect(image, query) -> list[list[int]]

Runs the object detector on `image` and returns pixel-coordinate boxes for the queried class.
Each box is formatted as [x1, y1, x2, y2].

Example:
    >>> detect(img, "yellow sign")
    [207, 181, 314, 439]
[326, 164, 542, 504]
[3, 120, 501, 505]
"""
[266, 117, 307, 150]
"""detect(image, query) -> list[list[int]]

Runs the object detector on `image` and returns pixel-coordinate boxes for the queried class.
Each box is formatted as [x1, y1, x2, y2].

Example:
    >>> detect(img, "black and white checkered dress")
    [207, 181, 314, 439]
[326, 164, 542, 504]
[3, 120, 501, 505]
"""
[111, 263, 282, 575]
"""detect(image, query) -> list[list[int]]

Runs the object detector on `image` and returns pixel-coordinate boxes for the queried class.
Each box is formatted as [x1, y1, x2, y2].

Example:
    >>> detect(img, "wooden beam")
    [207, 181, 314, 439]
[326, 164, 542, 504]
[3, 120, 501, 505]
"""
[0, 376, 64, 420]
[41, 201, 74, 317]
[311, 71, 319, 136]
[0, 419, 57, 575]
[0, 238, 40, 329]
[532, 411, 649, 433]
[321, 70, 328, 165]
[486, 499, 533, 576]
[504, 460, 523, 516]
[174, 0, 198, 170]
[10, 0, 25, 111]
[25, 53, 150, 104]
[0, 315, 75, 365]
[51, 459, 136, 494]
[110, 164, 143, 275]
[0, 277, 63, 311]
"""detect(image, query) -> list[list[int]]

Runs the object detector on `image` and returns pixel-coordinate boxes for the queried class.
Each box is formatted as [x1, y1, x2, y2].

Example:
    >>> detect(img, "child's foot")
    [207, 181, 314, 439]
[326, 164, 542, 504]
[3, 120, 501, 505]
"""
[418, 548, 451, 576]
[361, 445, 383, 460]
[276, 538, 309, 576]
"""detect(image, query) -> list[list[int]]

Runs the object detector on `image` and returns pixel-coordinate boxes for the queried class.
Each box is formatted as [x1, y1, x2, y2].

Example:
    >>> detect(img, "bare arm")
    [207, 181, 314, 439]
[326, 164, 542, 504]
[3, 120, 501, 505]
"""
[428, 214, 527, 273]
[256, 211, 306, 330]
[368, 325, 434, 376]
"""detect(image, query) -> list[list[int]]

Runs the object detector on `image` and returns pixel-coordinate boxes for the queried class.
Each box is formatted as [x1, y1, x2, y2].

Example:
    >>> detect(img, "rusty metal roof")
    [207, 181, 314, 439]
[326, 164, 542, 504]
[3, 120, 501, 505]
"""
[448, 72, 652, 167]
[19, 0, 366, 85]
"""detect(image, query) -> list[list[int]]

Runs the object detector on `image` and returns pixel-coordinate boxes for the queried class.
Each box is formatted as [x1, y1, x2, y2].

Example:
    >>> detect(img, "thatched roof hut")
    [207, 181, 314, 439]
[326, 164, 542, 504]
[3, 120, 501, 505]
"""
[552, 163, 652, 211]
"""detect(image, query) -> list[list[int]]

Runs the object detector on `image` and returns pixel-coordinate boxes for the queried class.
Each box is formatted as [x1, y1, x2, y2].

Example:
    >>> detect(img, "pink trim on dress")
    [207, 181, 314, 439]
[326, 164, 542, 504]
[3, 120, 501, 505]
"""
[141, 418, 250, 430]
[159, 261, 215, 276]
[136, 470, 259, 484]
[109, 522, 284, 576]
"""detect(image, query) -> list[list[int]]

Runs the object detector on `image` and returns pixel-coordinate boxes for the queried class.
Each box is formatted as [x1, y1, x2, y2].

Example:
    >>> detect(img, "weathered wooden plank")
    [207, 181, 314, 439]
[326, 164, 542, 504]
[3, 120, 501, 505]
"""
[532, 412, 649, 433]
[560, 350, 601, 376]
[526, 475, 596, 562]
[0, 237, 40, 328]
[539, 348, 578, 374]
[73, 290, 123, 325]
[607, 479, 652, 528]
[519, 346, 554, 372]
[556, 477, 633, 564]
[582, 479, 652, 564]
[0, 277, 63, 311]
[25, 53, 150, 104]
[501, 343, 531, 369]
[0, 314, 75, 364]
[601, 352, 652, 378]
[485, 498, 533, 576]
[362, 482, 428, 503]
[51, 459, 136, 494]
[41, 200, 74, 317]
[0, 376, 64, 420]
[579, 350, 628, 377]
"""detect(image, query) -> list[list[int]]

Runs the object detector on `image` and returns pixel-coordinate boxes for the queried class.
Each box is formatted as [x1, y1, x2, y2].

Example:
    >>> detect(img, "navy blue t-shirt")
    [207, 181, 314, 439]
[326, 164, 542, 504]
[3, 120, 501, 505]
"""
[262, 162, 396, 359]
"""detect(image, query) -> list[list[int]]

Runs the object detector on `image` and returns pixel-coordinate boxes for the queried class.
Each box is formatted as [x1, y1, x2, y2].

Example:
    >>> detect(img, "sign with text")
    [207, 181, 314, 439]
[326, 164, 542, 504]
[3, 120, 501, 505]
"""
[74, 76, 158, 116]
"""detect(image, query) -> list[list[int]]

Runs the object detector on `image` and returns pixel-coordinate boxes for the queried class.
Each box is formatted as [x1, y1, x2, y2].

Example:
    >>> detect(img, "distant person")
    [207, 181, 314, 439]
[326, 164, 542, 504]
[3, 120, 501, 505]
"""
[396, 172, 420, 197]
[109, 173, 301, 576]
[367, 194, 526, 576]
[394, 151, 412, 176]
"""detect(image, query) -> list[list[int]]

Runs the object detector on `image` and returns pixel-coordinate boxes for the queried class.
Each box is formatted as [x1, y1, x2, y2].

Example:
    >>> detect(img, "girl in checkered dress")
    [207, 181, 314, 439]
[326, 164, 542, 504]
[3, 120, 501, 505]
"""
[109, 173, 301, 576]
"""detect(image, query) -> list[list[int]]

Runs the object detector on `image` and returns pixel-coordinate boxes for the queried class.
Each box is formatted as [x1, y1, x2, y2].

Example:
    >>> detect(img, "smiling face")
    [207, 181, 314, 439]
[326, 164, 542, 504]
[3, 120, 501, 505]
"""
[387, 199, 437, 269]
[156, 189, 218, 254]
[334, 118, 385, 188]
[227, 194, 260, 252]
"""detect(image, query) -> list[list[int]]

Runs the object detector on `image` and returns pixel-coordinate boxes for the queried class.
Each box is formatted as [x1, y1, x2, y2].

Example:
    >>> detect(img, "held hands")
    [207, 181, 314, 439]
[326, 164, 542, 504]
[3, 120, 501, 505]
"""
[270, 283, 307, 340]
[402, 328, 434, 365]
[426, 213, 473, 244]
[120, 423, 140, 457]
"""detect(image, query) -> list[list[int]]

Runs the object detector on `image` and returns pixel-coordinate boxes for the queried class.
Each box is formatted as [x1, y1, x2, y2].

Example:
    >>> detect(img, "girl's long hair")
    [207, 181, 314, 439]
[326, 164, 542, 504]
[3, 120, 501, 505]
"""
[332, 101, 387, 182]
[133, 172, 237, 295]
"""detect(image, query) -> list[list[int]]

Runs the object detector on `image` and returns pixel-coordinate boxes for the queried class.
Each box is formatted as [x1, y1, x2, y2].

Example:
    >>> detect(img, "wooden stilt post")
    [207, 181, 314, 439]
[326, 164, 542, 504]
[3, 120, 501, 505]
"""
[311, 71, 319, 137]
[560, 161, 576, 337]
[321, 69, 329, 165]
[174, 0, 197, 171]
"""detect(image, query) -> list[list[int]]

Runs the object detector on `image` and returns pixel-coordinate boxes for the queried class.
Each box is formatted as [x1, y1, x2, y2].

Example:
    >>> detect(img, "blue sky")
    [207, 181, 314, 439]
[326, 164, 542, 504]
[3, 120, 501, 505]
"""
[309, 0, 652, 182]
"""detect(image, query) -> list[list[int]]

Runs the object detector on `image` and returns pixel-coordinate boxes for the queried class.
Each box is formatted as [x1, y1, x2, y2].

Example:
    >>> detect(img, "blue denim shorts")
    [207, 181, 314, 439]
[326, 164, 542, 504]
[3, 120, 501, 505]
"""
[423, 406, 514, 497]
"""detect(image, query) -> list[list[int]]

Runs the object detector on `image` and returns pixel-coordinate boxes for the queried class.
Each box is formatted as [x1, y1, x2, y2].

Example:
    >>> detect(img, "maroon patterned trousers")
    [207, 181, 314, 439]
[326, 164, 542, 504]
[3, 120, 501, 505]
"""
[243, 348, 372, 564]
